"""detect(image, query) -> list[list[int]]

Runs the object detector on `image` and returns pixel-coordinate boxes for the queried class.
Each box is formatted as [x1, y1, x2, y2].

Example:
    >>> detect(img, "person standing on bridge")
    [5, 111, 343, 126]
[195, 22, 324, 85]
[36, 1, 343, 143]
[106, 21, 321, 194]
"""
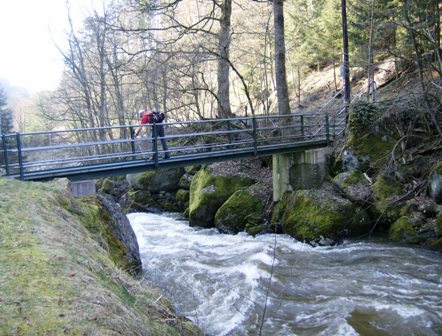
[135, 110, 170, 159]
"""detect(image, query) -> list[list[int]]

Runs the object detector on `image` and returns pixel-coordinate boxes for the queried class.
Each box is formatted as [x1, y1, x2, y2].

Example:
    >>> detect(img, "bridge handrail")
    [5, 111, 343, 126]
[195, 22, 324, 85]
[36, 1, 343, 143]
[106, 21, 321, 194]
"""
[1, 111, 341, 180]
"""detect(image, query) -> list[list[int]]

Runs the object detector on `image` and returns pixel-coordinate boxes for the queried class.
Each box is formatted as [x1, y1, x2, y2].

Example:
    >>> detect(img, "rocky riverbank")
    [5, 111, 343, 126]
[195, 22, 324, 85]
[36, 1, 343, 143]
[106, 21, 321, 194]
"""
[0, 177, 202, 335]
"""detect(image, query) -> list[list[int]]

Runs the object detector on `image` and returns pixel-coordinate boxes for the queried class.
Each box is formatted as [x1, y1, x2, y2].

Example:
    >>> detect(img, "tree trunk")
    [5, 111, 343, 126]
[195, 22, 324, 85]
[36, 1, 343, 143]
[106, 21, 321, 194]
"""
[217, 0, 233, 118]
[341, 0, 351, 112]
[273, 0, 290, 117]
[367, 0, 375, 99]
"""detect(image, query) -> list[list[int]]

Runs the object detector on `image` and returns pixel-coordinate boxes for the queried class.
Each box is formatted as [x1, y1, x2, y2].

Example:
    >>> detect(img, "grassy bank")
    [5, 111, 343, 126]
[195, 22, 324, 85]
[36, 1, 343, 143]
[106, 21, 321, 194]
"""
[0, 178, 200, 336]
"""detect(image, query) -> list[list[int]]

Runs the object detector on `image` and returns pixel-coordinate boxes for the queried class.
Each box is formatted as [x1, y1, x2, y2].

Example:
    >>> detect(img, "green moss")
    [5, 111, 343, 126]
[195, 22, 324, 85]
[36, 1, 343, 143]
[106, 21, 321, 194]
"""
[372, 174, 403, 222]
[0, 177, 203, 335]
[278, 189, 369, 242]
[176, 189, 190, 209]
[214, 189, 263, 234]
[76, 197, 132, 273]
[138, 171, 158, 188]
[188, 168, 255, 227]
[434, 161, 442, 174]
[245, 214, 265, 236]
[347, 133, 396, 169]
[389, 216, 420, 244]
[343, 170, 365, 187]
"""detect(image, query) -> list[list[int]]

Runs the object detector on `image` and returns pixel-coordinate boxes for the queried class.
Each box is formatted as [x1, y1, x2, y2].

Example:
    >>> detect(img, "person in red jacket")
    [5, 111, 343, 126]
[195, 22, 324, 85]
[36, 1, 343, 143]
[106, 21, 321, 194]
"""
[135, 110, 170, 159]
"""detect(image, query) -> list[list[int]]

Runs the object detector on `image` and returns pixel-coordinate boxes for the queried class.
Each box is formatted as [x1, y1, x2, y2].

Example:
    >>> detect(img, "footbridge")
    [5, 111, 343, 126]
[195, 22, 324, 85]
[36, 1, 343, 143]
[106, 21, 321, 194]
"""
[1, 95, 346, 198]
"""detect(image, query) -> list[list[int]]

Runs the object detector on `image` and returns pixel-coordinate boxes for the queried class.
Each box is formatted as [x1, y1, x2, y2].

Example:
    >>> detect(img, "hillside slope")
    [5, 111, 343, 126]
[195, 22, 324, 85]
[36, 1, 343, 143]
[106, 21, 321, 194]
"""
[0, 178, 201, 335]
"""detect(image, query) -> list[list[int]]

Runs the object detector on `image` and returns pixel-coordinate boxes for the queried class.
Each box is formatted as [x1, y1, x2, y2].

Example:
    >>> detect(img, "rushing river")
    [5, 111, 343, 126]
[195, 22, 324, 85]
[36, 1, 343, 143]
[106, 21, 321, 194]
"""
[127, 212, 442, 336]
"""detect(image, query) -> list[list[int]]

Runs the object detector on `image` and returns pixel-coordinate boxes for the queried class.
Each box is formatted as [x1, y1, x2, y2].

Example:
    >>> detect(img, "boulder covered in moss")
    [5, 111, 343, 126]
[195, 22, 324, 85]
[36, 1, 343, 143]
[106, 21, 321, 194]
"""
[272, 183, 371, 245]
[371, 173, 404, 223]
[188, 167, 255, 228]
[214, 189, 264, 234]
[78, 194, 142, 275]
[337, 101, 397, 173]
[389, 216, 421, 244]
[127, 167, 185, 192]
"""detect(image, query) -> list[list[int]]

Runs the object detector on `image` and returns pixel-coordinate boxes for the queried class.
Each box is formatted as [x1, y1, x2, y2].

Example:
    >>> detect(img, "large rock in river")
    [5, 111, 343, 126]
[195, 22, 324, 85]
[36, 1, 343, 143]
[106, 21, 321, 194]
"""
[214, 188, 264, 234]
[272, 183, 371, 245]
[126, 167, 185, 192]
[188, 167, 255, 228]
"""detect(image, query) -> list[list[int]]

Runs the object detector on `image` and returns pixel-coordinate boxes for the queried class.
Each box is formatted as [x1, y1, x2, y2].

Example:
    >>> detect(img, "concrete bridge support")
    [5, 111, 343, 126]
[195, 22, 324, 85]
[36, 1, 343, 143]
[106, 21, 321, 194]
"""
[272, 148, 332, 202]
[69, 180, 96, 197]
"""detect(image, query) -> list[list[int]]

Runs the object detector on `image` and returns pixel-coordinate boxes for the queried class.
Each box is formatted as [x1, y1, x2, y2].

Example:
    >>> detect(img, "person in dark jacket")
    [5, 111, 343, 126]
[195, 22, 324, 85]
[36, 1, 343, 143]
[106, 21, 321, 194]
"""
[135, 110, 170, 159]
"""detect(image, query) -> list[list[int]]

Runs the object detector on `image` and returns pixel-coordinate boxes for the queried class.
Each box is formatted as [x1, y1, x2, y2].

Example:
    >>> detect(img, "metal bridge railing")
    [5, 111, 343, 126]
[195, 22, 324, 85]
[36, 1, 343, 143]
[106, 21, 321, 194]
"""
[0, 112, 338, 180]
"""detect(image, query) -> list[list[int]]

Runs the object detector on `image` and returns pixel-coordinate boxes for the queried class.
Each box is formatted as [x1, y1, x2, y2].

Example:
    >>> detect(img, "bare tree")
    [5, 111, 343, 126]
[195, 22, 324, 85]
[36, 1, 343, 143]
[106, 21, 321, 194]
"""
[273, 0, 290, 116]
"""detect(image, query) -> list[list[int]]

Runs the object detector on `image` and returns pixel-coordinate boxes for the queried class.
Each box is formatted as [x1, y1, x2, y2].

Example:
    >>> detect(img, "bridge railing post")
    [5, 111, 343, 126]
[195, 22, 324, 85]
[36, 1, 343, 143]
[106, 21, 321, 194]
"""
[129, 126, 137, 160]
[152, 124, 159, 167]
[1, 133, 10, 175]
[15, 132, 24, 179]
[325, 113, 330, 144]
[300, 115, 305, 139]
[252, 116, 258, 156]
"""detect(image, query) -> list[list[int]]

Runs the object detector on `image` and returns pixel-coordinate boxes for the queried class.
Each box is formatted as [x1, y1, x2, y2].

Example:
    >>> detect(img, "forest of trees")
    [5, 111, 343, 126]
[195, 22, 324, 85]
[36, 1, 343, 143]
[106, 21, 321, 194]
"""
[30, 0, 440, 138]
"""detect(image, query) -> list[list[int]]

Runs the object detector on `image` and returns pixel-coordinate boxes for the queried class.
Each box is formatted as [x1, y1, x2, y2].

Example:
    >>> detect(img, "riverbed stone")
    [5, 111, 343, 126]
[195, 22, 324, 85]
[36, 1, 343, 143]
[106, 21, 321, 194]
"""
[188, 167, 255, 228]
[214, 189, 263, 234]
[273, 183, 371, 245]
[333, 170, 372, 204]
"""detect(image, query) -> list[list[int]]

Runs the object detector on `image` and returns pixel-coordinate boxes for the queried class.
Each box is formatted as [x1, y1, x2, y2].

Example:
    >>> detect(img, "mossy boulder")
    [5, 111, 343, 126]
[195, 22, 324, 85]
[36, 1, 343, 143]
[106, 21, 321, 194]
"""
[127, 167, 185, 192]
[272, 184, 371, 245]
[98, 176, 128, 198]
[245, 213, 266, 236]
[214, 189, 263, 234]
[389, 216, 421, 244]
[333, 170, 372, 204]
[141, 167, 186, 192]
[372, 173, 404, 223]
[77, 194, 142, 275]
[428, 161, 442, 204]
[338, 102, 396, 173]
[188, 167, 255, 228]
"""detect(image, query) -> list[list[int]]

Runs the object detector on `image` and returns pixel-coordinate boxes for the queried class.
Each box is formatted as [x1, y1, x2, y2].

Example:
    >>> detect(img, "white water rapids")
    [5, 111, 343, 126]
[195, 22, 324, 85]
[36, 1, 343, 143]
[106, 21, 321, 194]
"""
[127, 212, 442, 336]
